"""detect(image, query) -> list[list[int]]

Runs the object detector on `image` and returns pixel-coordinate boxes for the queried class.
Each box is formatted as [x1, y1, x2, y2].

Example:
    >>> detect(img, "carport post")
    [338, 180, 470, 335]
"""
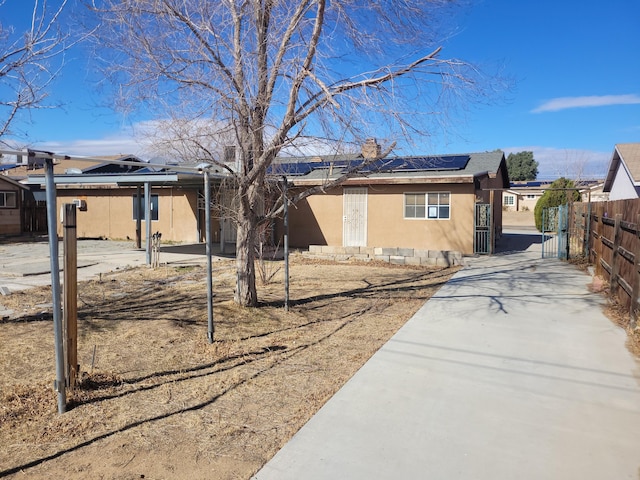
[44, 158, 67, 414]
[145, 182, 152, 265]
[204, 170, 214, 343]
[282, 177, 289, 311]
[135, 184, 142, 249]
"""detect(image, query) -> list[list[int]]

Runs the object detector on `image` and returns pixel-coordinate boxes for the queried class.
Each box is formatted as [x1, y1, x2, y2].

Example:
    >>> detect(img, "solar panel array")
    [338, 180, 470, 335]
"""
[269, 155, 470, 176]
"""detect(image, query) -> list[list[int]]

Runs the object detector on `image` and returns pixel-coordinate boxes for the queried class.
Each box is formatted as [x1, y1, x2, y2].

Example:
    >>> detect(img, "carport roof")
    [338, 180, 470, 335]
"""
[21, 171, 217, 188]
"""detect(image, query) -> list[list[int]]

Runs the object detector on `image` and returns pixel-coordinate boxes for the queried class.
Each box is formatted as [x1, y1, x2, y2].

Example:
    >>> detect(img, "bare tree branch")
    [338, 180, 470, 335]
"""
[0, 0, 75, 142]
[89, 0, 505, 306]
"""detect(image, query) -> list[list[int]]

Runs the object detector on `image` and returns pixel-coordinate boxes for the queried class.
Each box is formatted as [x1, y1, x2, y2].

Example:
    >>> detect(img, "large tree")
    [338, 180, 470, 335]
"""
[0, 0, 72, 144]
[506, 151, 538, 181]
[90, 0, 496, 307]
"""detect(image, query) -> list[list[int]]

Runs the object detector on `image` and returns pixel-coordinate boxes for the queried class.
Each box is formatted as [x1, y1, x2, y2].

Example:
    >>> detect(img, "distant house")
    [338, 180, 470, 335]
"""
[503, 180, 607, 211]
[0, 175, 28, 235]
[502, 182, 549, 212]
[603, 143, 640, 200]
[276, 143, 509, 256]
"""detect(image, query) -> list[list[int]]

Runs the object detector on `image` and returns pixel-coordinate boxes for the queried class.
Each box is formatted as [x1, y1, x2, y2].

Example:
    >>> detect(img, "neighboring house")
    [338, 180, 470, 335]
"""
[276, 143, 509, 256]
[0, 175, 28, 235]
[603, 143, 640, 200]
[502, 182, 549, 212]
[580, 182, 608, 202]
[503, 180, 607, 211]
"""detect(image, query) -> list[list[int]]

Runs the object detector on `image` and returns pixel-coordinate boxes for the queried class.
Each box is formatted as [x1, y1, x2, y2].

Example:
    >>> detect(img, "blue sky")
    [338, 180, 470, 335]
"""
[4, 0, 640, 180]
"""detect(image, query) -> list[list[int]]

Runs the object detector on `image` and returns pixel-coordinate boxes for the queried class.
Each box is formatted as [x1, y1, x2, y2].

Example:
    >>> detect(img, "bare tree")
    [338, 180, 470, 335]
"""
[0, 0, 72, 143]
[90, 0, 495, 307]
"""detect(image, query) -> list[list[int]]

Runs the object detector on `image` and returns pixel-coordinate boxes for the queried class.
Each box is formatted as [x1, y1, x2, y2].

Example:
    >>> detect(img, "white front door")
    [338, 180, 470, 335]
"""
[343, 187, 368, 247]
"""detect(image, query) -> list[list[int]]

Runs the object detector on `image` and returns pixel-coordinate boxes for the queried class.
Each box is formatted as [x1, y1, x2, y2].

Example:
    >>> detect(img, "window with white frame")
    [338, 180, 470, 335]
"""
[0, 191, 17, 208]
[504, 195, 515, 206]
[405, 192, 450, 219]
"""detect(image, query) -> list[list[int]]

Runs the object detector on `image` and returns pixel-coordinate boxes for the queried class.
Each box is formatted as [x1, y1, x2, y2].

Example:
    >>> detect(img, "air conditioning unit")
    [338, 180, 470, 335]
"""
[72, 199, 87, 211]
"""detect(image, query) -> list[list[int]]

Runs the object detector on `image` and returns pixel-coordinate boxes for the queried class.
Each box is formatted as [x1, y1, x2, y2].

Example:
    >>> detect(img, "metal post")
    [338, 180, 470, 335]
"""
[283, 177, 289, 311]
[135, 184, 142, 249]
[585, 201, 592, 258]
[44, 159, 66, 414]
[489, 189, 494, 255]
[63, 204, 78, 390]
[205, 171, 214, 343]
[541, 208, 546, 259]
[145, 182, 152, 265]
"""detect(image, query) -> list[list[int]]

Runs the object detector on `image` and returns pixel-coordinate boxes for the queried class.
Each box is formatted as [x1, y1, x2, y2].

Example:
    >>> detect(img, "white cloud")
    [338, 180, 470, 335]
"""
[532, 94, 640, 113]
[34, 127, 155, 160]
[503, 146, 611, 181]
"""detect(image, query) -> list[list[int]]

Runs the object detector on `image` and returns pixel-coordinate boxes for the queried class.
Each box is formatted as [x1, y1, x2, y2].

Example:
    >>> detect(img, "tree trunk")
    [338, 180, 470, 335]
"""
[234, 191, 258, 307]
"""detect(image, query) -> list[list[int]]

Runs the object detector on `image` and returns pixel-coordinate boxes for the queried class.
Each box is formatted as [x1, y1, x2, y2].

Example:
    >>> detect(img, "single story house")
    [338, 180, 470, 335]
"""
[275, 144, 509, 257]
[502, 181, 549, 212]
[603, 143, 640, 200]
[3, 144, 509, 258]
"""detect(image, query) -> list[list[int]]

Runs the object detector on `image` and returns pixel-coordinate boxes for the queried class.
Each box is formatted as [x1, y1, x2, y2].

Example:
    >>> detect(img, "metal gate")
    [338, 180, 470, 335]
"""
[474, 203, 491, 254]
[541, 205, 569, 259]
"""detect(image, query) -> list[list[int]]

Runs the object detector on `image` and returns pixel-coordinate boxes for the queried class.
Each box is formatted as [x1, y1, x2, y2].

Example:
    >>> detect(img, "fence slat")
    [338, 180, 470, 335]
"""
[570, 199, 640, 328]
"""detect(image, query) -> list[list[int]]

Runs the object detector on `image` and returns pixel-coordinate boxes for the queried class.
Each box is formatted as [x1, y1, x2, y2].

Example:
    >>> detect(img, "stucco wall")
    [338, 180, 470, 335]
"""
[53, 187, 202, 243]
[288, 183, 478, 254]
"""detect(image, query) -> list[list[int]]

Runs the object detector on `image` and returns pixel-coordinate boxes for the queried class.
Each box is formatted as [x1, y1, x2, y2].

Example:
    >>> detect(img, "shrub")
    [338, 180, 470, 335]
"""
[534, 178, 581, 231]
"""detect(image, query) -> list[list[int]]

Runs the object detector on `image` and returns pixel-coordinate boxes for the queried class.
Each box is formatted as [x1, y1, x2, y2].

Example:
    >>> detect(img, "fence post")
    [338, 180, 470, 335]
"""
[63, 204, 78, 390]
[584, 202, 591, 257]
[631, 214, 640, 329]
[610, 213, 623, 296]
[594, 203, 603, 277]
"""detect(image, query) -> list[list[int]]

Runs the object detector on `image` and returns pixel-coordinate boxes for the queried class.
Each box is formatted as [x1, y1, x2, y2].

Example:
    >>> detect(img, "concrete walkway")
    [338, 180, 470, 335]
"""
[254, 231, 640, 479]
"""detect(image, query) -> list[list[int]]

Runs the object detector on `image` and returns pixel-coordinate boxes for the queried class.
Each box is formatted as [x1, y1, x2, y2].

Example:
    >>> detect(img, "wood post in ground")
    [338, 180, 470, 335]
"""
[63, 203, 78, 390]
[631, 214, 640, 328]
[610, 213, 623, 295]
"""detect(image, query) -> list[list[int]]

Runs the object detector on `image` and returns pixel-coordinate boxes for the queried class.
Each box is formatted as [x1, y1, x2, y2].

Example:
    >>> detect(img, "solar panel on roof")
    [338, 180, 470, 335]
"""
[360, 155, 469, 173]
[271, 154, 470, 176]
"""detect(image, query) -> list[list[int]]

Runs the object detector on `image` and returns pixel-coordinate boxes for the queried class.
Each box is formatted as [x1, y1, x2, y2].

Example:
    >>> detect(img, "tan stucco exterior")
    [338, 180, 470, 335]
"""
[50, 186, 209, 243]
[288, 177, 503, 255]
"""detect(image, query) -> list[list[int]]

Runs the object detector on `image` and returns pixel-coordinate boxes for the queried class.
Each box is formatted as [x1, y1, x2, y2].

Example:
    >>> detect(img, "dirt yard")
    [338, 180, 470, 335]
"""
[0, 257, 457, 479]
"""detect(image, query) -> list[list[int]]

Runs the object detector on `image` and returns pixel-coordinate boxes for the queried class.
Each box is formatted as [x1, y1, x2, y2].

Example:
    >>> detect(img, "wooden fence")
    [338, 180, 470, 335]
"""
[571, 199, 640, 328]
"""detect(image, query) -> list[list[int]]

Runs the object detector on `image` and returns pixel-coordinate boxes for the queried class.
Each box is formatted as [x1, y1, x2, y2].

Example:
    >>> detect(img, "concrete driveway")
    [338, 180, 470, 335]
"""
[254, 230, 640, 479]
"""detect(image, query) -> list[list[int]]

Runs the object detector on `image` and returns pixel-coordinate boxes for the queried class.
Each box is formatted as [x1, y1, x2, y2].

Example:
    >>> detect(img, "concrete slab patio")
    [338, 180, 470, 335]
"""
[0, 239, 223, 292]
[254, 231, 640, 480]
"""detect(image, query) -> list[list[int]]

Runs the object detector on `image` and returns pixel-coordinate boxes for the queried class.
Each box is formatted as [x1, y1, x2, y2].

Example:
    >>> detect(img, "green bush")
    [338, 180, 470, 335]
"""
[534, 178, 581, 231]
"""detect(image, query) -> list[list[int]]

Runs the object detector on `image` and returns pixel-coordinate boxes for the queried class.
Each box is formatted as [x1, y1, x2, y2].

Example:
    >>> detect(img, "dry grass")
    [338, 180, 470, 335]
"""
[0, 257, 457, 480]
[603, 299, 640, 358]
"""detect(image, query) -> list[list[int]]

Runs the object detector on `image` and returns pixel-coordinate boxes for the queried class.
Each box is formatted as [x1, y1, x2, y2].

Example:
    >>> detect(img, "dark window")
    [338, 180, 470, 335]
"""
[132, 194, 159, 221]
[0, 191, 17, 208]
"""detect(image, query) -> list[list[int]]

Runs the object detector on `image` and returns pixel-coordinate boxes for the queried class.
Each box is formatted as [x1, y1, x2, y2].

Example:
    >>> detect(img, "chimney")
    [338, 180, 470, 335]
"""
[361, 138, 381, 159]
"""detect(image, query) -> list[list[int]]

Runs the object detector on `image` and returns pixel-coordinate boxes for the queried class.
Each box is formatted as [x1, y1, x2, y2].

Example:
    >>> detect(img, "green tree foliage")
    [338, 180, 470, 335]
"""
[534, 177, 581, 231]
[506, 151, 538, 181]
